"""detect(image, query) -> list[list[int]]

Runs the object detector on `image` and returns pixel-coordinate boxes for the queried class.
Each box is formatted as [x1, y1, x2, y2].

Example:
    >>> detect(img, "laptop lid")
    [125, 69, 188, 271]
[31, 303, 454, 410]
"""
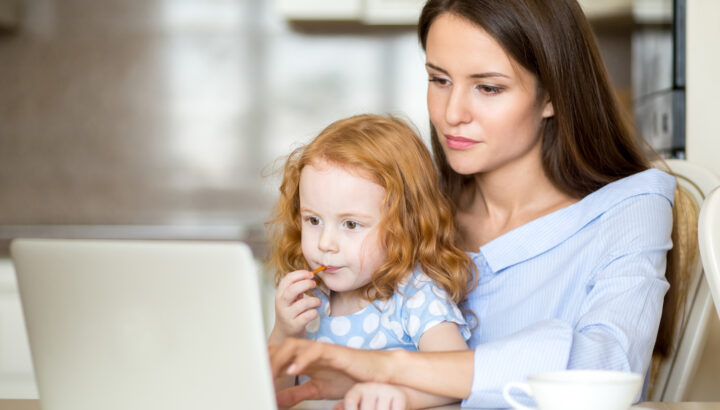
[11, 239, 276, 410]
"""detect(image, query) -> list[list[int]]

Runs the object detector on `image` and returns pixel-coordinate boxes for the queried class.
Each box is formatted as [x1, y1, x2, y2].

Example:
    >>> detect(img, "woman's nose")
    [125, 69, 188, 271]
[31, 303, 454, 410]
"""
[318, 227, 339, 253]
[445, 88, 472, 125]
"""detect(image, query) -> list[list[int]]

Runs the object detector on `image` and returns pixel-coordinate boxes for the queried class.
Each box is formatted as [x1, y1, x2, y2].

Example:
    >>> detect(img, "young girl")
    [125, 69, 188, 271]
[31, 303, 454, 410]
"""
[266, 114, 475, 408]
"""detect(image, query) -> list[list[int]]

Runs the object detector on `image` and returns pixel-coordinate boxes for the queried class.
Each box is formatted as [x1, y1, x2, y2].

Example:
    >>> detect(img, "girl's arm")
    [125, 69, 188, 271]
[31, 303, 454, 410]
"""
[400, 322, 469, 408]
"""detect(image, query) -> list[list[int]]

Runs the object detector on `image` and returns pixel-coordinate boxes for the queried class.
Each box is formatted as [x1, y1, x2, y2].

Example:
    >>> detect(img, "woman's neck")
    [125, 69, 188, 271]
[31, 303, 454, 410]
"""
[458, 154, 578, 250]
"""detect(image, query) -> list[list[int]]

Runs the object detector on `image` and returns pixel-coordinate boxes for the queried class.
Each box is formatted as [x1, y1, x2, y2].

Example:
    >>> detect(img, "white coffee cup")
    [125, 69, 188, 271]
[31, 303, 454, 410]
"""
[502, 370, 642, 410]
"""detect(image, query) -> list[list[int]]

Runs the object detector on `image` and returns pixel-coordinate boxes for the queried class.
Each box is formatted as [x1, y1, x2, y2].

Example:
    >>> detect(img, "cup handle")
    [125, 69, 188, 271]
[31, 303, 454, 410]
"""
[502, 381, 535, 410]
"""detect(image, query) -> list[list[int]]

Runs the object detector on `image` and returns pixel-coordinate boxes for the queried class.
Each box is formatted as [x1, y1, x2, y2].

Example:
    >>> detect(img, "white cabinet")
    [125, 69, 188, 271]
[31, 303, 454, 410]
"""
[363, 0, 426, 25]
[276, 0, 362, 21]
[276, 0, 424, 24]
[276, 0, 672, 25]
[578, 0, 672, 23]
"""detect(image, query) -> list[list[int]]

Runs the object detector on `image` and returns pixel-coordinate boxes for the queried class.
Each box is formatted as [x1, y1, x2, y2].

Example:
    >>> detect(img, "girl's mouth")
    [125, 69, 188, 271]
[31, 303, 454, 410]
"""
[445, 134, 480, 150]
[323, 265, 341, 273]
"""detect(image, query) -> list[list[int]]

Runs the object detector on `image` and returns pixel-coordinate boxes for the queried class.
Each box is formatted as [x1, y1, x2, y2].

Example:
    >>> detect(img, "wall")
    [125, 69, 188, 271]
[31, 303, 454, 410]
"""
[686, 0, 720, 176]
[0, 0, 428, 234]
[684, 0, 720, 401]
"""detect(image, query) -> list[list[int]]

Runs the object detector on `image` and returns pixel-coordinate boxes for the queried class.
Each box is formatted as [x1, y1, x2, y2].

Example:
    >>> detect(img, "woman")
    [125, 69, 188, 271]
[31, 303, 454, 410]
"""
[270, 0, 689, 408]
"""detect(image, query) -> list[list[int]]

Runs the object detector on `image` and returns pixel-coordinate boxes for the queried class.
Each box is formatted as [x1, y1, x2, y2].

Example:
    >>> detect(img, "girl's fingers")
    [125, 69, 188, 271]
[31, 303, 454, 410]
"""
[287, 296, 321, 319]
[342, 386, 361, 410]
[293, 304, 319, 326]
[276, 270, 313, 296]
[282, 278, 317, 303]
[375, 393, 391, 410]
[359, 389, 376, 410]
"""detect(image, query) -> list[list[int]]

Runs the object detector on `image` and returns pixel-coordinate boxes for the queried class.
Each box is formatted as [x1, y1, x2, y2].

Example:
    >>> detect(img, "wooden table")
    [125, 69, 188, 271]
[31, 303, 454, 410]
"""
[0, 400, 718, 409]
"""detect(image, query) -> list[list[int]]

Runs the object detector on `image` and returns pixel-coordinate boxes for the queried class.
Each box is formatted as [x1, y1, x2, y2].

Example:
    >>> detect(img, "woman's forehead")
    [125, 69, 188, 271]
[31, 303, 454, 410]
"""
[425, 12, 537, 90]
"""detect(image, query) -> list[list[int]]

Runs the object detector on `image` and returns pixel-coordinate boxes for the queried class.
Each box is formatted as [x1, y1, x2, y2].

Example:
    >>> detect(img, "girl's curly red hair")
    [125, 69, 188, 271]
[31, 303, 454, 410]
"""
[266, 114, 475, 304]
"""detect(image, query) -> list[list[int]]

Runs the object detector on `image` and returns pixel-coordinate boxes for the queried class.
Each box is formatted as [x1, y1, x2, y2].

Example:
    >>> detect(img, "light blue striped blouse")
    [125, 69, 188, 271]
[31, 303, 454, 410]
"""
[461, 169, 676, 408]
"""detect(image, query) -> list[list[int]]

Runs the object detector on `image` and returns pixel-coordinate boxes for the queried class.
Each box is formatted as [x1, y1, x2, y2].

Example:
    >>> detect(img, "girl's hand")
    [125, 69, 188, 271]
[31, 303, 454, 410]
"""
[269, 270, 321, 345]
[334, 383, 408, 410]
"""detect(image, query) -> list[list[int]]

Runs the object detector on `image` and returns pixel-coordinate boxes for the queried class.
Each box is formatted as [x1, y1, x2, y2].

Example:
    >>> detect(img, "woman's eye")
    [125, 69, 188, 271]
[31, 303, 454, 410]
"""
[428, 76, 450, 86]
[343, 221, 359, 230]
[478, 85, 502, 94]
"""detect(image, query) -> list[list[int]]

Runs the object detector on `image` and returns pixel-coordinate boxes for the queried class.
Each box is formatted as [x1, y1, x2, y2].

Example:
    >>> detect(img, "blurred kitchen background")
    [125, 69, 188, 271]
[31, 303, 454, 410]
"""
[1, 0, 719, 401]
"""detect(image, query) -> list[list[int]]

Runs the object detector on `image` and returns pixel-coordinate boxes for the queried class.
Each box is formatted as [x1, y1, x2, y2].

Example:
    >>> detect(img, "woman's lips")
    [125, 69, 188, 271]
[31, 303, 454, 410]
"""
[445, 134, 479, 150]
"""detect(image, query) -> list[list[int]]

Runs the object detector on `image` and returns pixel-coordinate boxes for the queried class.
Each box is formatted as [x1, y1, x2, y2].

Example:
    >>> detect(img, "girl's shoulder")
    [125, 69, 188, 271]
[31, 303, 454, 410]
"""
[396, 268, 454, 304]
[397, 269, 433, 293]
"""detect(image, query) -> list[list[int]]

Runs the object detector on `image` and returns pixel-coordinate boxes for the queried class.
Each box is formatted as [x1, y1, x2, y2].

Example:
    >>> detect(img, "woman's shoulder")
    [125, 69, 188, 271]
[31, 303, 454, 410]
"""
[477, 169, 675, 273]
[574, 168, 676, 225]
[589, 169, 675, 248]
[586, 168, 675, 206]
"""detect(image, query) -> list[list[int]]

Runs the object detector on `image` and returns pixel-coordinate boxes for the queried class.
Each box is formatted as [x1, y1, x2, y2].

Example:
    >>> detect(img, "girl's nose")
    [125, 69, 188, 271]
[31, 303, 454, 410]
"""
[445, 88, 472, 125]
[318, 227, 339, 253]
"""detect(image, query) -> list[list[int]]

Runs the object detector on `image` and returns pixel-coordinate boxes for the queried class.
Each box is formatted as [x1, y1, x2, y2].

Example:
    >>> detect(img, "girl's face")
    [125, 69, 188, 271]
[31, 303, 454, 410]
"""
[425, 13, 554, 176]
[299, 160, 387, 295]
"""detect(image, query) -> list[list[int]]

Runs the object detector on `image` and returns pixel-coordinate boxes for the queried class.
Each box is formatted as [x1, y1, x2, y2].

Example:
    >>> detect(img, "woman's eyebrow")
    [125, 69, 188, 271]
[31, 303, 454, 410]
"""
[426, 62, 510, 79]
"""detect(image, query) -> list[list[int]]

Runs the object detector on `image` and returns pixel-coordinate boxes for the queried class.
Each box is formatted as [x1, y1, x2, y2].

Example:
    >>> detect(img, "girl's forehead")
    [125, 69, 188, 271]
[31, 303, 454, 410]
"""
[299, 160, 387, 216]
[303, 158, 380, 186]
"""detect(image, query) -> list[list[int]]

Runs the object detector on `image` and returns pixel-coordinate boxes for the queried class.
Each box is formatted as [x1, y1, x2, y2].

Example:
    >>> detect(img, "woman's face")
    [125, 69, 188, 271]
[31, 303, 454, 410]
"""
[425, 13, 554, 176]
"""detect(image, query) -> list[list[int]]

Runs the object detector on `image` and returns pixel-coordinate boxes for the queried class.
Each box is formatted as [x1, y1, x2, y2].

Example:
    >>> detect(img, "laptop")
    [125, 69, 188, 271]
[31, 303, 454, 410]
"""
[11, 238, 277, 410]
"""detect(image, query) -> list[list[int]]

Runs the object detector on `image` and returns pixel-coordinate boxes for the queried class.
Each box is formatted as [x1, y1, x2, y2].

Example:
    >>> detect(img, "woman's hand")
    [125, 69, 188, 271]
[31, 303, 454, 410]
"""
[275, 368, 357, 408]
[268, 270, 321, 345]
[270, 338, 392, 383]
[334, 383, 408, 410]
[269, 338, 393, 407]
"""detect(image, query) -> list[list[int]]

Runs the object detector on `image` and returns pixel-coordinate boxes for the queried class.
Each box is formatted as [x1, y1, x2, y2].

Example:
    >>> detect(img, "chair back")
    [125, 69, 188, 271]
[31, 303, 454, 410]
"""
[699, 186, 720, 319]
[648, 159, 720, 401]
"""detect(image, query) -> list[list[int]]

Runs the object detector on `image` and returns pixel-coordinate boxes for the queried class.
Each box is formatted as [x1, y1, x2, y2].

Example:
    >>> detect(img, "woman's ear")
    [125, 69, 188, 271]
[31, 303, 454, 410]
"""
[541, 99, 554, 118]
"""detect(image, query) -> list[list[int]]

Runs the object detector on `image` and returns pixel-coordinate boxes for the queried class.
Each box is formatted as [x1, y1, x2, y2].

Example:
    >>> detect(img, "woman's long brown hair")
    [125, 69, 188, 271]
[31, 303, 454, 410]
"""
[418, 0, 691, 361]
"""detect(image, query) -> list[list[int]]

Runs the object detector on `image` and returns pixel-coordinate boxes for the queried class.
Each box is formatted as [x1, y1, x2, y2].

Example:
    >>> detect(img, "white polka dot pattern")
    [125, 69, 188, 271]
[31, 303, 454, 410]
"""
[304, 269, 470, 350]
[306, 315, 321, 333]
[406, 291, 425, 308]
[369, 331, 387, 349]
[363, 313, 379, 333]
[408, 315, 421, 337]
[428, 300, 448, 316]
[330, 317, 351, 336]
[347, 336, 364, 348]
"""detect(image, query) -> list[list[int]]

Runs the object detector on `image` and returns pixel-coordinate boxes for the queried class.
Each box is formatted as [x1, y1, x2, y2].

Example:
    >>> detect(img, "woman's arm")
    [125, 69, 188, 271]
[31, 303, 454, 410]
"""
[270, 339, 474, 407]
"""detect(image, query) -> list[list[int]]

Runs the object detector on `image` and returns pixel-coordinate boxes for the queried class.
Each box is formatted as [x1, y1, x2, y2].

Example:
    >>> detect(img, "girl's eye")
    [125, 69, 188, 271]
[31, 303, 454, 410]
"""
[306, 216, 320, 225]
[343, 220, 359, 230]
